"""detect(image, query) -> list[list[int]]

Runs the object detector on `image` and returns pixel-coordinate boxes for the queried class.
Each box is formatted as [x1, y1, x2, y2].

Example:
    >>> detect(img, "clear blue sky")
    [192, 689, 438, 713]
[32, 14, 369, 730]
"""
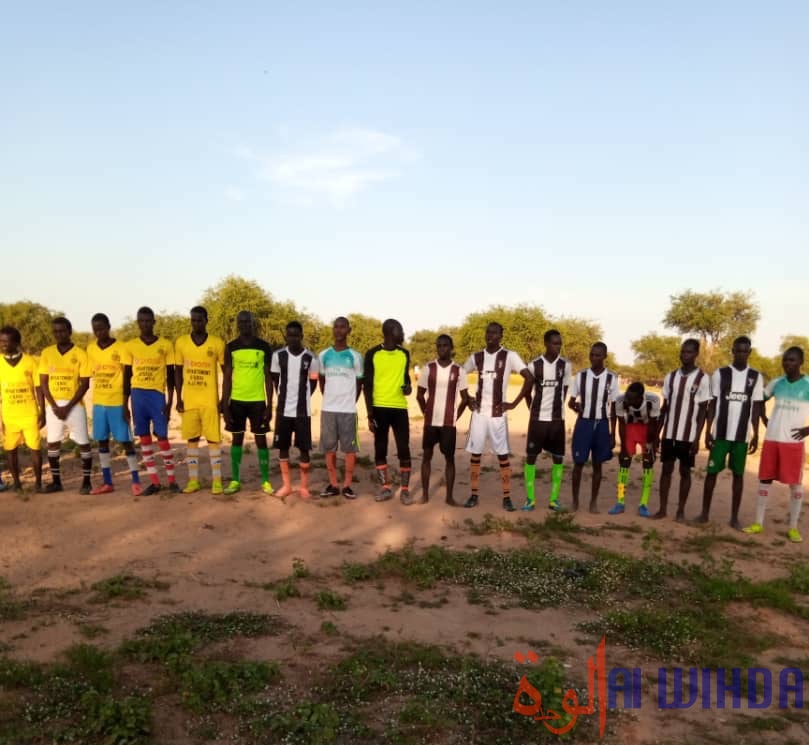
[2, 1, 807, 362]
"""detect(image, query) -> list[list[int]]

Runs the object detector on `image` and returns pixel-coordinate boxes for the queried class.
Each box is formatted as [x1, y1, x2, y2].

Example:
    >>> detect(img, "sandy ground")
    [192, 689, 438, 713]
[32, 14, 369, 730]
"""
[2, 383, 808, 744]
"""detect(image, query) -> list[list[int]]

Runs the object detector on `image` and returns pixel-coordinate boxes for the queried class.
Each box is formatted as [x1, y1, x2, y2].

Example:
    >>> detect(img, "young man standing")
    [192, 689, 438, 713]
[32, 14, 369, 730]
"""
[653, 339, 711, 521]
[174, 306, 226, 495]
[697, 336, 763, 528]
[364, 319, 413, 503]
[271, 321, 319, 499]
[86, 313, 141, 495]
[743, 347, 809, 543]
[523, 329, 572, 511]
[609, 382, 660, 517]
[222, 311, 274, 495]
[39, 317, 92, 493]
[0, 326, 45, 491]
[318, 317, 363, 499]
[462, 322, 533, 512]
[417, 334, 470, 506]
[124, 307, 177, 496]
[568, 342, 620, 513]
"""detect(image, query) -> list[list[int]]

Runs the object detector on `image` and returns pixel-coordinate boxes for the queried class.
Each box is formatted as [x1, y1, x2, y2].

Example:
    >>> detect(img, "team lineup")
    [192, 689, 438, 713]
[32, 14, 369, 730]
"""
[1, 309, 808, 543]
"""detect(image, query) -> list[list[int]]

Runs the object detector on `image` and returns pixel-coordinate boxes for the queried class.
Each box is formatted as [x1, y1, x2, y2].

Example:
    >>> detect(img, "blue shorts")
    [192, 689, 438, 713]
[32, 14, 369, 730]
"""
[92, 404, 132, 443]
[572, 418, 613, 465]
[131, 389, 168, 438]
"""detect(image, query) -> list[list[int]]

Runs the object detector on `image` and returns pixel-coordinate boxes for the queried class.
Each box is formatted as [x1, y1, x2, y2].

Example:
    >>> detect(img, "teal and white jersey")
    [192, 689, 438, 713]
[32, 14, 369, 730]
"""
[763, 375, 809, 443]
[318, 346, 363, 413]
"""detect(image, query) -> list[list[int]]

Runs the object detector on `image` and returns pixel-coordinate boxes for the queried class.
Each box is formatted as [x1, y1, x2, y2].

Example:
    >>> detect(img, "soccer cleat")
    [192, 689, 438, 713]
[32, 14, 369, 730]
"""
[521, 500, 535, 512]
[638, 505, 651, 518]
[90, 484, 115, 495]
[131, 482, 143, 496]
[261, 481, 274, 496]
[44, 482, 63, 493]
[341, 486, 357, 499]
[375, 487, 393, 502]
[79, 482, 92, 495]
[788, 528, 803, 543]
[211, 479, 223, 495]
[548, 500, 561, 512]
[608, 502, 625, 515]
[167, 482, 181, 494]
[223, 480, 241, 495]
[464, 494, 479, 508]
[742, 523, 763, 534]
[320, 484, 341, 498]
[182, 479, 201, 494]
[142, 483, 161, 496]
[503, 497, 516, 512]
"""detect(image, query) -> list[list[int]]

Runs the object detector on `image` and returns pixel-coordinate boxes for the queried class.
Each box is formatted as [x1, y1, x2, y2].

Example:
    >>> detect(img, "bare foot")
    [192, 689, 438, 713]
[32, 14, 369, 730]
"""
[675, 511, 685, 523]
[275, 485, 293, 498]
[445, 497, 458, 507]
[298, 487, 311, 500]
[693, 514, 709, 524]
[589, 501, 599, 514]
[729, 518, 742, 530]
[651, 511, 667, 520]
[572, 499, 580, 512]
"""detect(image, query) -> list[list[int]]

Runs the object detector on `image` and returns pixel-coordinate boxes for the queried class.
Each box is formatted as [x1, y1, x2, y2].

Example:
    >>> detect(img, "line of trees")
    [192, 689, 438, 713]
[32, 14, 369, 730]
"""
[1, 281, 804, 382]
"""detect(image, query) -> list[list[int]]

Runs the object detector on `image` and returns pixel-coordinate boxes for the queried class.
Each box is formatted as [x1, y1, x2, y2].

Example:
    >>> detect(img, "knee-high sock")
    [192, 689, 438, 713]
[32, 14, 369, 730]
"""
[230, 445, 243, 482]
[789, 485, 803, 530]
[126, 453, 140, 484]
[300, 462, 310, 489]
[640, 468, 654, 506]
[344, 452, 356, 488]
[376, 464, 390, 488]
[470, 456, 481, 495]
[140, 436, 159, 485]
[157, 438, 175, 483]
[280, 459, 291, 489]
[48, 449, 61, 485]
[186, 444, 199, 481]
[400, 467, 411, 490]
[258, 447, 269, 482]
[550, 463, 563, 503]
[81, 451, 93, 483]
[524, 463, 536, 503]
[209, 445, 222, 482]
[755, 482, 769, 526]
[498, 456, 511, 498]
[99, 448, 113, 485]
[617, 466, 629, 503]
[326, 451, 338, 487]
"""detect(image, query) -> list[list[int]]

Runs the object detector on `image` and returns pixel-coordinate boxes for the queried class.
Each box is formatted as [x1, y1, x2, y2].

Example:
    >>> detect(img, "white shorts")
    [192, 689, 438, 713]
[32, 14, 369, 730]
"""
[465, 412, 510, 456]
[46, 400, 90, 445]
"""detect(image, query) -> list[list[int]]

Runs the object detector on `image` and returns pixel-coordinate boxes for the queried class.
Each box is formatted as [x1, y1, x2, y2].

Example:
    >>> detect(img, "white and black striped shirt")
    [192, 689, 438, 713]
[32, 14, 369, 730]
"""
[529, 356, 573, 422]
[570, 368, 620, 420]
[271, 347, 320, 417]
[662, 367, 711, 442]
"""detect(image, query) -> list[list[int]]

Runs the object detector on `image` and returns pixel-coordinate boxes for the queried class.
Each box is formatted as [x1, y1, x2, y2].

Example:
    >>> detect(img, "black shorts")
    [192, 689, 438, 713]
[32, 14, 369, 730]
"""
[227, 400, 269, 434]
[423, 425, 457, 458]
[661, 439, 695, 468]
[372, 406, 410, 465]
[526, 420, 565, 458]
[273, 416, 312, 451]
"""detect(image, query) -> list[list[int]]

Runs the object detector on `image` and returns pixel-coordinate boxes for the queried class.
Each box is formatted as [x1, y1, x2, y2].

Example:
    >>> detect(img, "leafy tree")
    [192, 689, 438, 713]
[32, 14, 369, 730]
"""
[455, 305, 551, 363]
[0, 300, 63, 354]
[780, 335, 809, 353]
[407, 327, 458, 367]
[554, 317, 605, 371]
[114, 312, 189, 342]
[629, 333, 682, 383]
[663, 289, 760, 373]
[341, 313, 385, 356]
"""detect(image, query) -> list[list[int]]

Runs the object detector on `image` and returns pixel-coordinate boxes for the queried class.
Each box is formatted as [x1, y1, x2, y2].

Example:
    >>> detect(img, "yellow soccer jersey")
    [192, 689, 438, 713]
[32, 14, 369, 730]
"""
[174, 334, 225, 409]
[0, 354, 39, 421]
[87, 340, 131, 406]
[125, 337, 175, 392]
[38, 345, 90, 401]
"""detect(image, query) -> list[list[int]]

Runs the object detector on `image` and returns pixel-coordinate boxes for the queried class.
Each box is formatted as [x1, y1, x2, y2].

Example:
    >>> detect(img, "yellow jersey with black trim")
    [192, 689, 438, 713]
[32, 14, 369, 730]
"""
[174, 334, 225, 409]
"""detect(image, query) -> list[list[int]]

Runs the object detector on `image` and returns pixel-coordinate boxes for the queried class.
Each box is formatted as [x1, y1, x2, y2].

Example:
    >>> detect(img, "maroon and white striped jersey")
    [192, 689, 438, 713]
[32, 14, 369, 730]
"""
[418, 360, 468, 427]
[462, 348, 527, 418]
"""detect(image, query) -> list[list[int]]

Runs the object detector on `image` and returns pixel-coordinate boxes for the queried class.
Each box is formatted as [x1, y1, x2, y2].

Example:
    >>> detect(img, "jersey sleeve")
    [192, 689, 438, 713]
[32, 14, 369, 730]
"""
[462, 354, 476, 374]
[270, 351, 280, 375]
[78, 349, 90, 378]
[37, 349, 49, 376]
[661, 373, 672, 401]
[763, 377, 777, 401]
[173, 338, 184, 367]
[120, 342, 132, 366]
[353, 350, 363, 379]
[752, 374, 764, 402]
[614, 394, 627, 419]
[609, 374, 620, 402]
[508, 350, 527, 374]
[697, 373, 711, 403]
[417, 365, 429, 389]
[457, 365, 469, 391]
[308, 354, 320, 379]
[163, 339, 176, 366]
[570, 372, 581, 399]
[649, 394, 662, 418]
[563, 361, 573, 389]
[710, 370, 721, 399]
[216, 338, 225, 366]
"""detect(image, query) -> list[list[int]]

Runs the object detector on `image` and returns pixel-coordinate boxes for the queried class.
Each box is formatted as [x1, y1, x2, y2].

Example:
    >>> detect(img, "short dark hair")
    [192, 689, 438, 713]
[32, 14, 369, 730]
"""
[0, 325, 21, 345]
[382, 318, 401, 335]
[683, 338, 700, 353]
[137, 306, 155, 318]
[784, 346, 805, 363]
[91, 313, 110, 326]
[733, 335, 751, 348]
[52, 316, 72, 333]
[286, 320, 303, 334]
[487, 322, 504, 334]
[190, 306, 208, 320]
[627, 381, 645, 396]
[591, 341, 607, 354]
[544, 329, 562, 343]
[333, 316, 350, 326]
[436, 333, 454, 347]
